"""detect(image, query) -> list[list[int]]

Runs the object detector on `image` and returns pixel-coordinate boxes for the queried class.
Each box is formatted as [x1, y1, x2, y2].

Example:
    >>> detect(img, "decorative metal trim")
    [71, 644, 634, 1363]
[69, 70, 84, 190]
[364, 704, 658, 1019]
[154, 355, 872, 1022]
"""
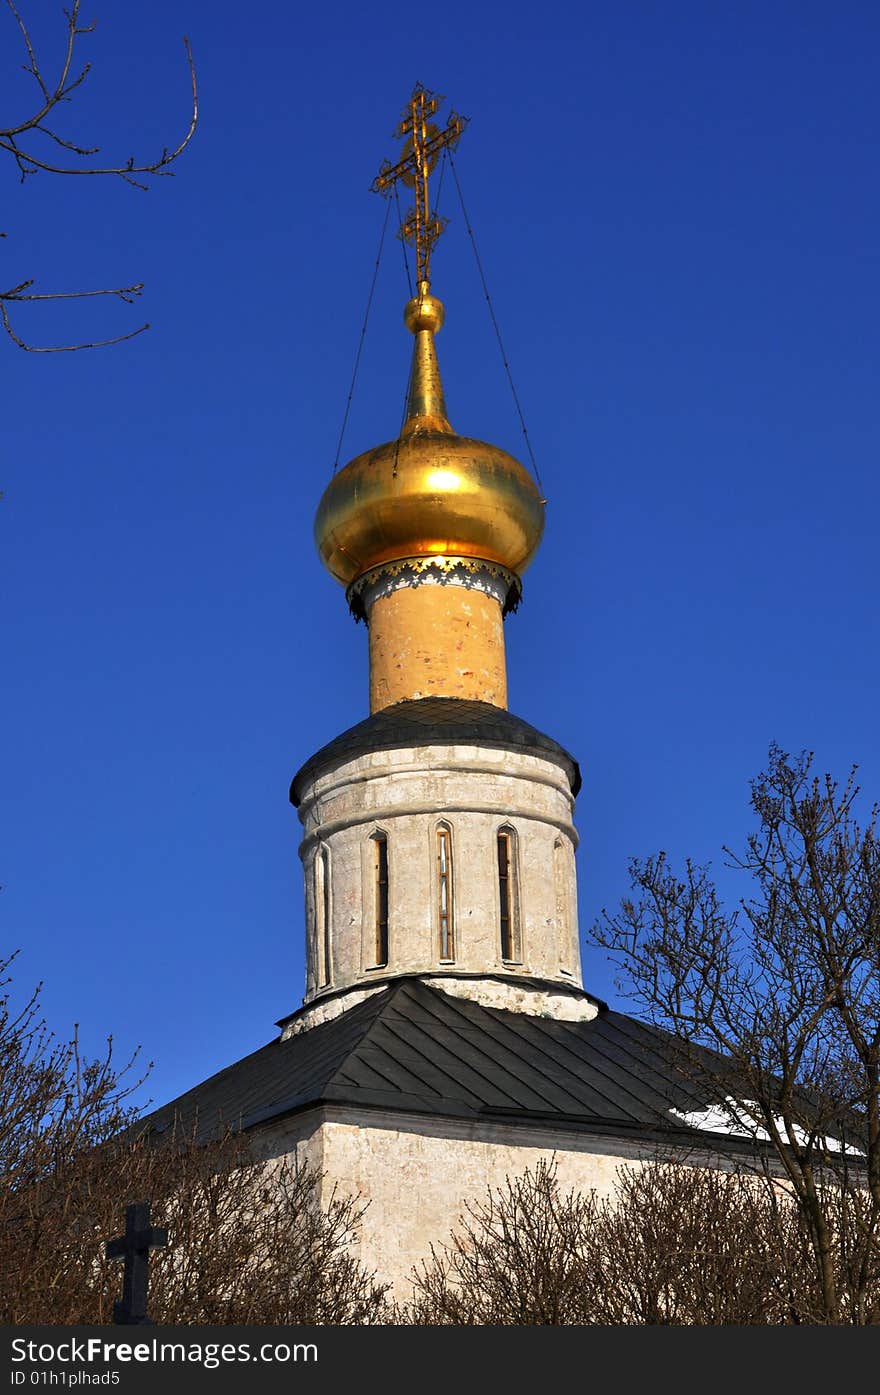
[346, 554, 522, 623]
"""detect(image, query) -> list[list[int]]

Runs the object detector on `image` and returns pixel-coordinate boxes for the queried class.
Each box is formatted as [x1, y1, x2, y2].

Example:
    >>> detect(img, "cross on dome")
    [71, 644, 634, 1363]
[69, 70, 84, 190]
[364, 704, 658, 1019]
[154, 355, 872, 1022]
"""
[371, 83, 468, 293]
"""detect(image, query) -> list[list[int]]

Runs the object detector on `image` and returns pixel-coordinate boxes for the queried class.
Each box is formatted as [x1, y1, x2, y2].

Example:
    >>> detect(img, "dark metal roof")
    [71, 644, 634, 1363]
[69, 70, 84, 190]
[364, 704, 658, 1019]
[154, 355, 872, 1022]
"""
[147, 979, 725, 1147]
[290, 698, 582, 805]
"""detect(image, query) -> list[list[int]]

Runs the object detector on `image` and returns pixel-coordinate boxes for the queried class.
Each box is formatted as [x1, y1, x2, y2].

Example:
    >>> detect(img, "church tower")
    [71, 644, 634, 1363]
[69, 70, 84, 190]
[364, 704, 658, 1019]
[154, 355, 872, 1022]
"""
[290, 85, 587, 1020]
[154, 88, 723, 1298]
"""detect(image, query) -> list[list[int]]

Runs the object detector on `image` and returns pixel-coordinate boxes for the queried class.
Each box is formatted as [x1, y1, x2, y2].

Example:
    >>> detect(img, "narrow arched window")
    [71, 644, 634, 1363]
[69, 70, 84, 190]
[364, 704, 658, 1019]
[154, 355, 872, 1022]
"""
[497, 826, 521, 962]
[314, 844, 331, 988]
[372, 831, 389, 968]
[436, 823, 454, 961]
[554, 836, 571, 974]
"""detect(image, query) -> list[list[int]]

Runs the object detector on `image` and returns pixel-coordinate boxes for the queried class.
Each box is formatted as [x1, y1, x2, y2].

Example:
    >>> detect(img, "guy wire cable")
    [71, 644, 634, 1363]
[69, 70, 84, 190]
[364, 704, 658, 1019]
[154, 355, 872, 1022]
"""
[447, 149, 545, 498]
[333, 194, 393, 473]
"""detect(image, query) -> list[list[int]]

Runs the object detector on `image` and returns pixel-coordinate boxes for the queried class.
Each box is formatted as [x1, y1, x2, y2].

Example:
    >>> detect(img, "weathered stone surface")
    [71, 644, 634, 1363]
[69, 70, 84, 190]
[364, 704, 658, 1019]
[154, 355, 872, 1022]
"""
[281, 972, 598, 1041]
[368, 583, 508, 710]
[419, 974, 598, 1021]
[296, 743, 582, 1002]
[259, 1106, 655, 1298]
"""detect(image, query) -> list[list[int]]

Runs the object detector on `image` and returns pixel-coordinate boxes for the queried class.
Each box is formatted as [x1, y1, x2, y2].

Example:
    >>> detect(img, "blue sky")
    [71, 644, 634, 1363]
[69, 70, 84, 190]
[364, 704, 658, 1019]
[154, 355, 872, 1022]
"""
[4, 1, 878, 1111]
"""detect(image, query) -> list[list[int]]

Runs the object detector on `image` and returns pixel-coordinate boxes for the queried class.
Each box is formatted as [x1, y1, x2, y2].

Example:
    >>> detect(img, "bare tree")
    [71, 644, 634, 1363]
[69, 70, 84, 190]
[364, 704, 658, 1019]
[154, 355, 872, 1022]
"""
[0, 953, 389, 1324]
[590, 744, 880, 1323]
[1, 1, 197, 352]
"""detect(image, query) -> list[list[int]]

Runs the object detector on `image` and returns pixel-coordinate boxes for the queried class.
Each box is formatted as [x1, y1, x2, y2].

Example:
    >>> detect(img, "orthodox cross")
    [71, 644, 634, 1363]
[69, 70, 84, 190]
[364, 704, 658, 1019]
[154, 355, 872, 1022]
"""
[106, 1200, 168, 1325]
[371, 83, 468, 293]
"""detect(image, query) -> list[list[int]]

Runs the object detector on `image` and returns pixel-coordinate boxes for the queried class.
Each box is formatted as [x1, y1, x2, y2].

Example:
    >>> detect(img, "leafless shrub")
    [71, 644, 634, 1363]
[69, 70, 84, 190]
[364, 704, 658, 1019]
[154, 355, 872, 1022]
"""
[587, 1160, 813, 1324]
[404, 1158, 596, 1325]
[403, 1155, 880, 1325]
[0, 953, 389, 1324]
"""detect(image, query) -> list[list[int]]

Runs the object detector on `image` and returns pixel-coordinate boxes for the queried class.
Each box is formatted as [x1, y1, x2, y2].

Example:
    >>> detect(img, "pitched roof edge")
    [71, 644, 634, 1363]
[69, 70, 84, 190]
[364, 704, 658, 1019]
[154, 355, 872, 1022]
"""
[236, 1093, 775, 1161]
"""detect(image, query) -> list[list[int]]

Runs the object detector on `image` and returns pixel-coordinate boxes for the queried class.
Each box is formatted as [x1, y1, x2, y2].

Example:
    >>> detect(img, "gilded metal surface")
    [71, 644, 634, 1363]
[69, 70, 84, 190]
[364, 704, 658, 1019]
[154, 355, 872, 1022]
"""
[404, 292, 444, 334]
[371, 83, 468, 290]
[316, 85, 544, 594]
[401, 320, 452, 434]
[315, 426, 545, 586]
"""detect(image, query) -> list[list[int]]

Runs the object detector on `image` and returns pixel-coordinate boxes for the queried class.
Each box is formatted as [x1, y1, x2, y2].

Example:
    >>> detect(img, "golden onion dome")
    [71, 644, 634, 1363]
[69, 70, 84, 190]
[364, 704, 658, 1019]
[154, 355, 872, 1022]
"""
[315, 290, 545, 589]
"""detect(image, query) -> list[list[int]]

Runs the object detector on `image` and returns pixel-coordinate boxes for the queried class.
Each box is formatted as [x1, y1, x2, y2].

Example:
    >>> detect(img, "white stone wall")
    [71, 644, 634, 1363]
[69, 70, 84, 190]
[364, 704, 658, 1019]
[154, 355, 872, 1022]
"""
[259, 1106, 660, 1300]
[295, 743, 582, 1000]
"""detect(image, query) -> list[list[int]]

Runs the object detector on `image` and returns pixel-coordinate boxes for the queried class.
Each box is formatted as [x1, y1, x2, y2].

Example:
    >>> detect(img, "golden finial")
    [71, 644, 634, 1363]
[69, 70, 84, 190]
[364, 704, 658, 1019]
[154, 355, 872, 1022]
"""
[371, 83, 468, 294]
[313, 85, 544, 600]
[401, 289, 450, 434]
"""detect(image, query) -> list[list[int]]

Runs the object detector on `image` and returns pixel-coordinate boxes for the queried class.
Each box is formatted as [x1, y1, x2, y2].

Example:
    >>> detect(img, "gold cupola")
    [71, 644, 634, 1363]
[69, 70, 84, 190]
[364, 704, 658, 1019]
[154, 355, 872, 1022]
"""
[314, 85, 545, 714]
[314, 286, 545, 590]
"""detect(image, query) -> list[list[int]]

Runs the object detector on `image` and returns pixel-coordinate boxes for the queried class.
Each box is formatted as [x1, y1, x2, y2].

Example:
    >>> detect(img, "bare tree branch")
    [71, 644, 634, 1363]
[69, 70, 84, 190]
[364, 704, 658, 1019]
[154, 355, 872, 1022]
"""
[0, 297, 148, 351]
[3, 1, 95, 142]
[1, 3, 198, 183]
[589, 744, 880, 1323]
[1, 3, 197, 350]
[0, 276, 148, 351]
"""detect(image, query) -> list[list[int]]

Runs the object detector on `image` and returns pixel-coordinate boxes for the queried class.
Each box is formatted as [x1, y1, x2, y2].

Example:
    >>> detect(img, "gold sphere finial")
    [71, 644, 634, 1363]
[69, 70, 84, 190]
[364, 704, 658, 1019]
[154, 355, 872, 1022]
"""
[404, 292, 445, 335]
